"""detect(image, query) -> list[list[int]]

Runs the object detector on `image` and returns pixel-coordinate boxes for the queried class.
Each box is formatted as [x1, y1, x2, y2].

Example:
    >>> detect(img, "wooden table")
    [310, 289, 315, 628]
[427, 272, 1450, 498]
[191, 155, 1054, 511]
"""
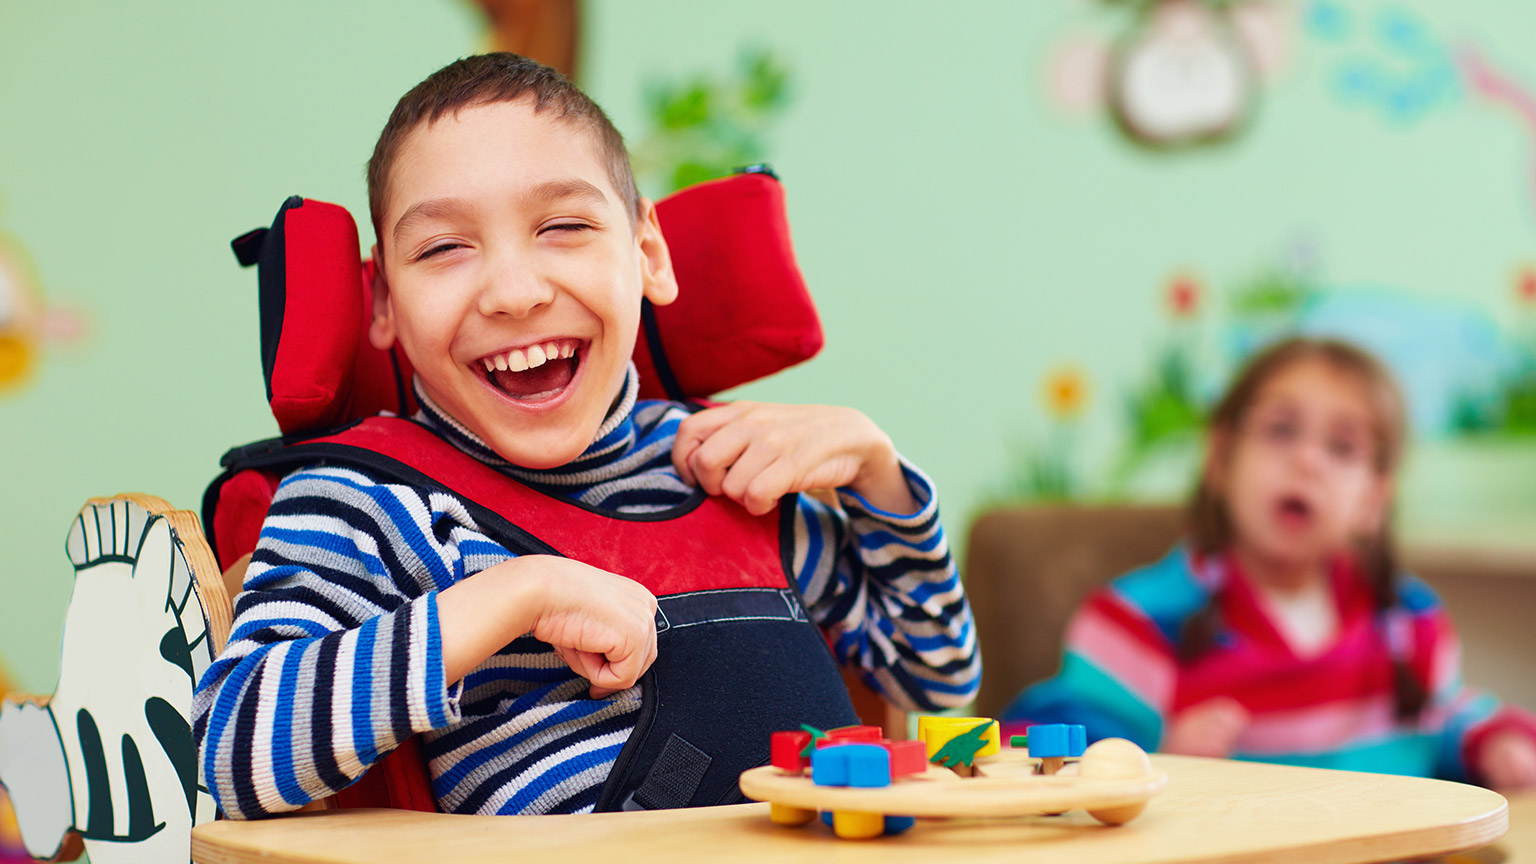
[1478, 792, 1536, 863]
[191, 755, 1508, 864]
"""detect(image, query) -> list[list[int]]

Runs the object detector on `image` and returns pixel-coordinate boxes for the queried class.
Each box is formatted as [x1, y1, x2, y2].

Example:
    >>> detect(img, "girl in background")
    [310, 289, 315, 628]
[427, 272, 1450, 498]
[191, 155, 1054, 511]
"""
[1003, 337, 1536, 789]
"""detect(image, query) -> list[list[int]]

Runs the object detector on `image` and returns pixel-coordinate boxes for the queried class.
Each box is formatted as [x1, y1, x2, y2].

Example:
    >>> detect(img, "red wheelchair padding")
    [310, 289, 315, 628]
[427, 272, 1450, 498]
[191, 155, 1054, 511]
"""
[256, 200, 412, 436]
[251, 171, 823, 436]
[209, 469, 281, 573]
[330, 736, 437, 812]
[643, 173, 824, 402]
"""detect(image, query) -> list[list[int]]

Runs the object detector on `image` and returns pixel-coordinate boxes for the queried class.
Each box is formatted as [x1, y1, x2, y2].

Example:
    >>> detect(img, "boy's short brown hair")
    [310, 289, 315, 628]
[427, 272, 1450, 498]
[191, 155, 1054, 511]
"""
[366, 52, 640, 246]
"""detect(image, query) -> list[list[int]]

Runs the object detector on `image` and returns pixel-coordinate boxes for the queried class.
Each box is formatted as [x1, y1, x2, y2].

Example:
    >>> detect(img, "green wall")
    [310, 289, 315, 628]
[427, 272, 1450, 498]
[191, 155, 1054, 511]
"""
[0, 0, 482, 691]
[2, 0, 1534, 700]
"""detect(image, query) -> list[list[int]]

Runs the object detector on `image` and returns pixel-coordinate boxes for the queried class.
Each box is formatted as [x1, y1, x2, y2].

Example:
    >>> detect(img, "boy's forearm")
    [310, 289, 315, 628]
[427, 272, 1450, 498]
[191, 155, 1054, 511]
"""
[797, 466, 981, 711]
[195, 597, 457, 818]
[436, 556, 544, 685]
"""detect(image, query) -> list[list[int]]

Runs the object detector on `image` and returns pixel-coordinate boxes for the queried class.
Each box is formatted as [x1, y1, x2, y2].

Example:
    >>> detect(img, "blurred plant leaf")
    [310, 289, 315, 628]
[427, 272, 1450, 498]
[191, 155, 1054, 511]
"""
[1227, 269, 1315, 318]
[633, 47, 794, 197]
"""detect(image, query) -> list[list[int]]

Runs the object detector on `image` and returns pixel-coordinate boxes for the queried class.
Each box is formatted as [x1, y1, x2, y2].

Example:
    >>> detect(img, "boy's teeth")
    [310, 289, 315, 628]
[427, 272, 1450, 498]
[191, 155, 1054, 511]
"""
[484, 342, 576, 375]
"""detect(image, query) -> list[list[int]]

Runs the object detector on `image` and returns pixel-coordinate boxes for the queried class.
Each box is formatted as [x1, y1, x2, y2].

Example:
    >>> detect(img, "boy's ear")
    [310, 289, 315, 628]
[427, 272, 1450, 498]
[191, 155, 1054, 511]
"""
[366, 244, 397, 350]
[636, 198, 678, 307]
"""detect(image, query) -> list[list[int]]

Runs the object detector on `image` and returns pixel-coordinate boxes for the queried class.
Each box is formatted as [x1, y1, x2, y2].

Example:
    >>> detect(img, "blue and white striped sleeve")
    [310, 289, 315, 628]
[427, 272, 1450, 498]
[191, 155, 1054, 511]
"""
[792, 458, 980, 712]
[192, 466, 474, 819]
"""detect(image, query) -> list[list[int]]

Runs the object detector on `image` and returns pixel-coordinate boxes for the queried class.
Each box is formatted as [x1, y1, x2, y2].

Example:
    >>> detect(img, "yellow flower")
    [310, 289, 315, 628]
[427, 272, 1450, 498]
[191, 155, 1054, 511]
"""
[1042, 366, 1089, 419]
[0, 333, 32, 391]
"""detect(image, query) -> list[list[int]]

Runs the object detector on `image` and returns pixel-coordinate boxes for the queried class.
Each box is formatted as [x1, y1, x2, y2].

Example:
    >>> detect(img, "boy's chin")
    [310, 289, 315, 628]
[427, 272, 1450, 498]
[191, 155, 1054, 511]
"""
[456, 361, 630, 470]
[484, 432, 590, 470]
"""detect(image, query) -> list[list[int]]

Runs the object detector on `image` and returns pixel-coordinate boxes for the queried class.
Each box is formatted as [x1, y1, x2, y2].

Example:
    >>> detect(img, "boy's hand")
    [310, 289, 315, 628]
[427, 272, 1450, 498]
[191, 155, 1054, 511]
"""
[525, 557, 660, 699]
[673, 402, 917, 516]
[1162, 697, 1249, 758]
[1477, 728, 1536, 792]
[439, 556, 659, 699]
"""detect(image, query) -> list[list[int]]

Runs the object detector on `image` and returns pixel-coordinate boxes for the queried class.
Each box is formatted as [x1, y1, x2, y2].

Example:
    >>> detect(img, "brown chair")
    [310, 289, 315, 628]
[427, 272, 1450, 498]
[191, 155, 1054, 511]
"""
[964, 505, 1184, 719]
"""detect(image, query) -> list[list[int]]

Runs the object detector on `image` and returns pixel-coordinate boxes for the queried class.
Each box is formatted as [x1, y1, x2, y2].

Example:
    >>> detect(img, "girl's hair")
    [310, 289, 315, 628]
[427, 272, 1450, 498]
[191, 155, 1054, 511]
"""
[1180, 337, 1427, 721]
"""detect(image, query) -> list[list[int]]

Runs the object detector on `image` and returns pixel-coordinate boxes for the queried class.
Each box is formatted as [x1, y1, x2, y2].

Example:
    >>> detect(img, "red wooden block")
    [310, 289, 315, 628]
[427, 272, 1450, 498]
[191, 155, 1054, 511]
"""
[817, 725, 884, 747]
[771, 730, 812, 771]
[883, 739, 927, 778]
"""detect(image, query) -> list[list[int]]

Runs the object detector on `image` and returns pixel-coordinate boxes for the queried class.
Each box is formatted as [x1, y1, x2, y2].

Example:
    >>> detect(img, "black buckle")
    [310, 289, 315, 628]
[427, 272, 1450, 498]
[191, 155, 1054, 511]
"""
[218, 435, 287, 468]
[230, 227, 267, 267]
[733, 163, 779, 180]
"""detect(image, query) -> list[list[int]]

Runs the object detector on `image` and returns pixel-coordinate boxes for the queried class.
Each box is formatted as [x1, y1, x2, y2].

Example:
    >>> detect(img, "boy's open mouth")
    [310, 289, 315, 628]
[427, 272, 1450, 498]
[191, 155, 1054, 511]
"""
[479, 338, 582, 403]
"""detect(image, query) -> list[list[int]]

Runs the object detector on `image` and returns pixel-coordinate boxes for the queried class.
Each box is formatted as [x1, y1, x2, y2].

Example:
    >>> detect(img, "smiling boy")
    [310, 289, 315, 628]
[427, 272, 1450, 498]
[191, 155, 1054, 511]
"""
[194, 54, 979, 818]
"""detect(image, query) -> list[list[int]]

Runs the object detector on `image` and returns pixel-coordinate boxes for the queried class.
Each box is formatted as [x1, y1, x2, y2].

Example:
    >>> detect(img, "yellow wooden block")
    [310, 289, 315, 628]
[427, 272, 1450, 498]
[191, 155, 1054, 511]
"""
[917, 716, 1001, 761]
[768, 803, 815, 826]
[831, 810, 885, 839]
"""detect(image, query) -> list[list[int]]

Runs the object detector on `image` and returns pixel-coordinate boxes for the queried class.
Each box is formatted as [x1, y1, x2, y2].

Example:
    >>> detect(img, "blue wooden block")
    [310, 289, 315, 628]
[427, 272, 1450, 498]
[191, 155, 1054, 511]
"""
[812, 743, 891, 788]
[821, 810, 835, 827]
[843, 744, 892, 789]
[1069, 724, 1087, 757]
[811, 745, 849, 786]
[1025, 723, 1071, 757]
[884, 815, 916, 835]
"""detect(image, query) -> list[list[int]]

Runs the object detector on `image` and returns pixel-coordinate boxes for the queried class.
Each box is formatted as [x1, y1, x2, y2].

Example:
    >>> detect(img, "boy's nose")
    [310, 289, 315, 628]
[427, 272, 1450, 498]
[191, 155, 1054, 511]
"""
[477, 257, 555, 318]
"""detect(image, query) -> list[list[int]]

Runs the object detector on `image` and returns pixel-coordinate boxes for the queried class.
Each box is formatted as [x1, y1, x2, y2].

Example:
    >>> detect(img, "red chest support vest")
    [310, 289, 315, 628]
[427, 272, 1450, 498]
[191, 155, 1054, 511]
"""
[208, 415, 860, 812]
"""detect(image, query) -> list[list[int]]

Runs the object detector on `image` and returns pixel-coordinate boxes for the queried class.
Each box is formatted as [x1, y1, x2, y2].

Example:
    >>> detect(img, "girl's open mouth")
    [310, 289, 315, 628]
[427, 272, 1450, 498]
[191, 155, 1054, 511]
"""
[479, 338, 582, 403]
[1275, 494, 1313, 529]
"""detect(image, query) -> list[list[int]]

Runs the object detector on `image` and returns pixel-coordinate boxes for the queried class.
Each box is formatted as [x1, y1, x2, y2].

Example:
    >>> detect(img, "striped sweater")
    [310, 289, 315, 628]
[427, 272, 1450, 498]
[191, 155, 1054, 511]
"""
[1003, 546, 1536, 782]
[194, 371, 979, 818]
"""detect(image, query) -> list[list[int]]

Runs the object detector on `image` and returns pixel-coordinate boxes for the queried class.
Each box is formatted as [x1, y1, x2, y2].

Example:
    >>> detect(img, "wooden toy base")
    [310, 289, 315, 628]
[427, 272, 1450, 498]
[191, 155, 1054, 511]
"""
[740, 740, 1166, 830]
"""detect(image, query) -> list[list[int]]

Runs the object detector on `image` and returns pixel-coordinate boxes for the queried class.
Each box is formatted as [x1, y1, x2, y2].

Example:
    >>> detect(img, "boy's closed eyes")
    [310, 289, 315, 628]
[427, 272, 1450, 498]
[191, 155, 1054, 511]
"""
[395, 180, 615, 264]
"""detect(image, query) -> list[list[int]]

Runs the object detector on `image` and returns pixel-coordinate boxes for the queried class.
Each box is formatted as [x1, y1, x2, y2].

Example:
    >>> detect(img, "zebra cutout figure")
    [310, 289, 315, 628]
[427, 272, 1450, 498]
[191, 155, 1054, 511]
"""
[0, 495, 228, 863]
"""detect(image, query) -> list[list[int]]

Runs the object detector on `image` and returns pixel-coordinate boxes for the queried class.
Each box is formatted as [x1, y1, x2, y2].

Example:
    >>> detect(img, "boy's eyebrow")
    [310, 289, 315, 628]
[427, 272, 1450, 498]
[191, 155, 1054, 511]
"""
[524, 178, 610, 210]
[391, 180, 611, 244]
[392, 197, 475, 245]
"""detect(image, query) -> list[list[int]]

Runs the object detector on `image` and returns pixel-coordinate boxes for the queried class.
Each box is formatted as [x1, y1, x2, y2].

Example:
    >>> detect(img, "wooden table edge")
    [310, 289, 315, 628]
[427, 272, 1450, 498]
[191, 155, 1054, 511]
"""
[1177, 798, 1509, 864]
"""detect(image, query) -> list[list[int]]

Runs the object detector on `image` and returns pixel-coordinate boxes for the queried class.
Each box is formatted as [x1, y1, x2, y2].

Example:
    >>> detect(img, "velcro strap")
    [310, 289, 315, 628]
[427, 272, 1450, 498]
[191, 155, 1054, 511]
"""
[654, 587, 807, 634]
[624, 734, 712, 811]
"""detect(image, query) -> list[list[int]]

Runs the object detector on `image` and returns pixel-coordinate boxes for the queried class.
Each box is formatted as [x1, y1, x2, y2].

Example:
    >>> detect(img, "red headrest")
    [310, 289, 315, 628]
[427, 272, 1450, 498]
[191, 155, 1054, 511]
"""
[234, 171, 823, 436]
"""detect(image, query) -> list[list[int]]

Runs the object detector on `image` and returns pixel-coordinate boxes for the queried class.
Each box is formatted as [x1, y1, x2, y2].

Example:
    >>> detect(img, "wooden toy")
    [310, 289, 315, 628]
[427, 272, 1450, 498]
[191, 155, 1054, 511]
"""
[815, 744, 890, 789]
[885, 739, 927, 778]
[770, 730, 812, 772]
[0, 495, 232, 864]
[917, 715, 1000, 777]
[1012, 723, 1087, 775]
[741, 719, 1166, 839]
[809, 742, 911, 839]
[819, 725, 884, 746]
